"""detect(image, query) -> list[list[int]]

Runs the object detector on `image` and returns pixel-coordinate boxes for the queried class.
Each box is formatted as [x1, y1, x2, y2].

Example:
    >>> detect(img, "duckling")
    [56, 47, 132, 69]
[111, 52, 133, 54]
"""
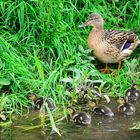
[29, 93, 43, 110]
[126, 84, 139, 102]
[79, 13, 140, 73]
[76, 84, 89, 104]
[118, 97, 135, 116]
[29, 93, 55, 111]
[89, 100, 114, 117]
[68, 107, 91, 126]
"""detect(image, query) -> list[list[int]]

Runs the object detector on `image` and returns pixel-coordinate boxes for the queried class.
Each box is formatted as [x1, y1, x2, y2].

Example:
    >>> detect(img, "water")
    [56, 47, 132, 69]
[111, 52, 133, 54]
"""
[1, 100, 140, 140]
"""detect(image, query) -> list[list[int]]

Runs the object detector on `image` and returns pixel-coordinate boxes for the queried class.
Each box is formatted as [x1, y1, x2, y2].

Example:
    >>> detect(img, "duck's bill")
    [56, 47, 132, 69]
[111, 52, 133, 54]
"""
[78, 21, 88, 28]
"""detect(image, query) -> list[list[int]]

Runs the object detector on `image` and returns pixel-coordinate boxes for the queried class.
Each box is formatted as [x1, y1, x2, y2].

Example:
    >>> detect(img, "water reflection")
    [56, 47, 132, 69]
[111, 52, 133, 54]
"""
[1, 99, 140, 140]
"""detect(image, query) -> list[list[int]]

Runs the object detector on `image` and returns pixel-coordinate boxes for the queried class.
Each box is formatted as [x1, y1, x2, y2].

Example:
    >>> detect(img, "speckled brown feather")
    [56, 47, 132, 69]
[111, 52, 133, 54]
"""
[105, 30, 137, 51]
[79, 13, 140, 64]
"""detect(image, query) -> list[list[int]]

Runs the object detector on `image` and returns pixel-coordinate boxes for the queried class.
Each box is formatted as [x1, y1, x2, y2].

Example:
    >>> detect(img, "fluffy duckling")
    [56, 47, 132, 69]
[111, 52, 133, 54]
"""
[29, 93, 55, 111]
[68, 107, 91, 126]
[126, 84, 139, 102]
[89, 101, 114, 117]
[118, 97, 135, 116]
[76, 84, 89, 105]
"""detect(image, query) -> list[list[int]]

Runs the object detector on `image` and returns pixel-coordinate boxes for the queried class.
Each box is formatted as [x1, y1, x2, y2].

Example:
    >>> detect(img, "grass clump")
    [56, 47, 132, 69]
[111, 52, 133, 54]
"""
[0, 0, 140, 133]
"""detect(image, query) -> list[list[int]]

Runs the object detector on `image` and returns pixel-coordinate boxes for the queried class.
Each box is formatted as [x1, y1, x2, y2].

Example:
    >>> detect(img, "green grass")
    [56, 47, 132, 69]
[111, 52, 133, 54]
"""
[0, 0, 140, 132]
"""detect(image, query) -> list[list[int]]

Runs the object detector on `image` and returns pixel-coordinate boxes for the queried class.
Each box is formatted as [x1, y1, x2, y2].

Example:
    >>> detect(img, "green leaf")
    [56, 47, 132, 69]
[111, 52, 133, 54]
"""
[60, 78, 74, 83]
[0, 78, 10, 85]
[33, 49, 44, 81]
[103, 95, 110, 103]
[45, 104, 61, 136]
[0, 114, 6, 121]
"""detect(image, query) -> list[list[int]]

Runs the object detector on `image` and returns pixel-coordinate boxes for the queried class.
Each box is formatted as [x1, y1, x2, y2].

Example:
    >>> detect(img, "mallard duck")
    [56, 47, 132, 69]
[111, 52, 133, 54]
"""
[29, 93, 55, 111]
[126, 84, 139, 101]
[118, 97, 135, 115]
[68, 107, 91, 126]
[79, 13, 140, 73]
[88, 101, 114, 117]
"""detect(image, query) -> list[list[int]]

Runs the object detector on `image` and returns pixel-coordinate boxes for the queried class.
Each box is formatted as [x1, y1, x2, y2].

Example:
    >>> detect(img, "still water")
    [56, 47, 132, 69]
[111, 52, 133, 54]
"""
[1, 100, 140, 140]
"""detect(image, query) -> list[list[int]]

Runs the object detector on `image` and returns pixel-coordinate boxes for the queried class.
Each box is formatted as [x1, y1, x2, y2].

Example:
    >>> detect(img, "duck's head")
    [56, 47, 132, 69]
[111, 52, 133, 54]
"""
[79, 13, 104, 28]
[29, 93, 38, 102]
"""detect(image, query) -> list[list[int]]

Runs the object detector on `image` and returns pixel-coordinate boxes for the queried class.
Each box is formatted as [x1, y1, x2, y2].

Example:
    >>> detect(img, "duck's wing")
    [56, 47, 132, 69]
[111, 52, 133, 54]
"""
[105, 30, 137, 51]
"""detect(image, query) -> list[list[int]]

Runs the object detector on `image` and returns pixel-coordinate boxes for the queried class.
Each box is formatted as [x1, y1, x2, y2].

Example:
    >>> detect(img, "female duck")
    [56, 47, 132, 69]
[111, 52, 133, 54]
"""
[79, 13, 140, 73]
[118, 97, 135, 115]
[68, 107, 91, 126]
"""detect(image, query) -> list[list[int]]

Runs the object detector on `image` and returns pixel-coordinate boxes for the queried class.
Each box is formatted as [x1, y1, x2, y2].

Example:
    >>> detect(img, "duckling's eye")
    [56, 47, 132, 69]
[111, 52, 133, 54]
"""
[127, 91, 131, 96]
[130, 106, 134, 111]
[123, 107, 126, 111]
[80, 116, 83, 121]
[101, 109, 105, 113]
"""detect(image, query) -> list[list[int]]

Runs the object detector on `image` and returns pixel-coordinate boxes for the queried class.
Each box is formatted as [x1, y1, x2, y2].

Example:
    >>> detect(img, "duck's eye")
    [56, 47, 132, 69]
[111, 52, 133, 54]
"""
[127, 91, 131, 96]
[101, 109, 105, 113]
[130, 106, 134, 111]
[123, 107, 126, 111]
[80, 116, 83, 121]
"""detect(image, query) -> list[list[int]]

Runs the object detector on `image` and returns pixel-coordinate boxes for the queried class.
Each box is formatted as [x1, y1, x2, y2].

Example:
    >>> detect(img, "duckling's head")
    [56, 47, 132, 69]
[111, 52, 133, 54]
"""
[29, 93, 38, 102]
[79, 13, 104, 28]
[117, 97, 127, 105]
[88, 100, 97, 108]
[132, 83, 139, 89]
[67, 107, 77, 118]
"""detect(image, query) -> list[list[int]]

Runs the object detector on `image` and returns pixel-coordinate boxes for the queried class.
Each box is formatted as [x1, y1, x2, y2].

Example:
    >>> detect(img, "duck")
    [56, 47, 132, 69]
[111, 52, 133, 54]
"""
[88, 100, 114, 117]
[79, 13, 140, 73]
[118, 97, 135, 116]
[68, 107, 91, 126]
[29, 93, 55, 111]
[125, 84, 139, 101]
